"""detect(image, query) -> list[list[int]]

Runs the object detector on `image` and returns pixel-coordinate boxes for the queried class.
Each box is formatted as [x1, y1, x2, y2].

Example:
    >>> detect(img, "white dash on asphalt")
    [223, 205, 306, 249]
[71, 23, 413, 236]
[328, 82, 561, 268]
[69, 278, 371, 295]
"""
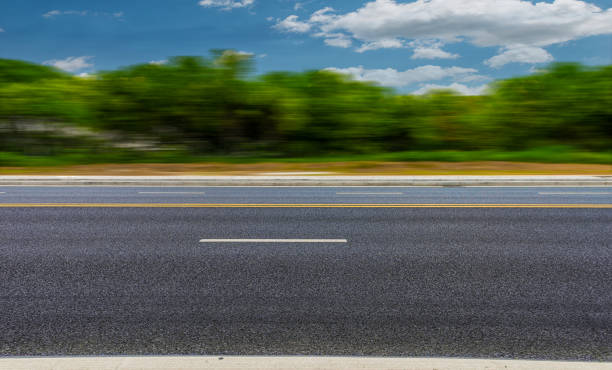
[199, 239, 347, 243]
[539, 192, 612, 195]
[138, 192, 205, 194]
[336, 192, 403, 195]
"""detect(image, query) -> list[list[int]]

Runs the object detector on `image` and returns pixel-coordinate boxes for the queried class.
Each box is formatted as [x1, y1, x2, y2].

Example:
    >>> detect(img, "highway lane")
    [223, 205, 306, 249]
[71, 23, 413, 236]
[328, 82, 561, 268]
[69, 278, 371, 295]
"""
[0, 186, 611, 204]
[0, 188, 611, 359]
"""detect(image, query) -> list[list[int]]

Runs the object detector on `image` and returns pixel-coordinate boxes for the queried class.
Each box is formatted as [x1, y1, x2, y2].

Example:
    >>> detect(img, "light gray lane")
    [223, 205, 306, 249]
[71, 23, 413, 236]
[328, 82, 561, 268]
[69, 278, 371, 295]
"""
[0, 186, 611, 204]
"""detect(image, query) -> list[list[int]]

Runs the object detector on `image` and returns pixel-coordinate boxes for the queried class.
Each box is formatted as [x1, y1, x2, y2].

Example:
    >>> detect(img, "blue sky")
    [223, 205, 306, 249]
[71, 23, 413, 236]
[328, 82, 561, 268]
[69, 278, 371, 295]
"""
[0, 0, 610, 94]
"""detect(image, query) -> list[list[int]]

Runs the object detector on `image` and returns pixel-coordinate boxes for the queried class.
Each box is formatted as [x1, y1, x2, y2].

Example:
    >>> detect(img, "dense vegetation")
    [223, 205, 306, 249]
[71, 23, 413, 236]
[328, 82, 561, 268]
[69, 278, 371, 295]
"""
[0, 53, 610, 166]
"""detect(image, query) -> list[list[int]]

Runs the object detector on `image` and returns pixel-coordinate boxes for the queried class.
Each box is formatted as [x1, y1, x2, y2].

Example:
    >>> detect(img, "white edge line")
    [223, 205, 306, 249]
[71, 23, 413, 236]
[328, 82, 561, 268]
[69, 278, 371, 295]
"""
[200, 239, 347, 243]
[336, 192, 403, 195]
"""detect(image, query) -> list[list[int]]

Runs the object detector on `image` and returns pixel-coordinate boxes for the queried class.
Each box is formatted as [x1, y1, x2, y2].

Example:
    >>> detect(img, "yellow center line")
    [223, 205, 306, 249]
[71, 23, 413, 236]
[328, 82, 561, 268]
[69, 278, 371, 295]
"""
[0, 203, 610, 208]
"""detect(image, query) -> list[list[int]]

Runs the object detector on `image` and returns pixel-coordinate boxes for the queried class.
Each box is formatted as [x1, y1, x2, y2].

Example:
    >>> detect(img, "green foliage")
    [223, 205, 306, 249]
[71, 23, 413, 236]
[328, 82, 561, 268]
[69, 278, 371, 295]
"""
[0, 59, 68, 83]
[0, 53, 610, 165]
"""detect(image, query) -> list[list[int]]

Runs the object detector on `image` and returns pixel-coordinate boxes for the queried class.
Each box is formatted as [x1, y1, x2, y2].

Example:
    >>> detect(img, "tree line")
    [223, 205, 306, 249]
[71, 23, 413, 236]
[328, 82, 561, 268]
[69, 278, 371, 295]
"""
[0, 53, 610, 162]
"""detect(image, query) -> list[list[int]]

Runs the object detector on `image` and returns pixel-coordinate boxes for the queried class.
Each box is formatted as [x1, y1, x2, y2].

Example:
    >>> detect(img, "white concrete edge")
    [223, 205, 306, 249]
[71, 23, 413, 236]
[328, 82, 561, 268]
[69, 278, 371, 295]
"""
[0, 175, 610, 186]
[0, 356, 610, 370]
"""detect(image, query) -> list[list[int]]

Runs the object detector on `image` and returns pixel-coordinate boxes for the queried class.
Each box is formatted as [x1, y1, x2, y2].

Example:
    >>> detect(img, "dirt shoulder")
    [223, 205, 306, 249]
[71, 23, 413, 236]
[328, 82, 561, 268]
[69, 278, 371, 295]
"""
[1, 161, 610, 176]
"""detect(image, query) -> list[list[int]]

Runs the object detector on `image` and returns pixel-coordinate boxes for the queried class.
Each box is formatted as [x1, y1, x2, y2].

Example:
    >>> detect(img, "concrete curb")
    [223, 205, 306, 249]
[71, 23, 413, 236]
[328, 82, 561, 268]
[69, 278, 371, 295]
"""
[0, 356, 610, 370]
[0, 175, 610, 186]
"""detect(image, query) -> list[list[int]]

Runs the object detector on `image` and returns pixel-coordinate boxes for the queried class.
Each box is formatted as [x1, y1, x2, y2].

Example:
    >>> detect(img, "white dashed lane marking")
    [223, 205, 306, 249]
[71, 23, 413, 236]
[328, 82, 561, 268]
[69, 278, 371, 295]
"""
[539, 192, 611, 195]
[199, 239, 347, 243]
[138, 192, 205, 194]
[336, 192, 403, 195]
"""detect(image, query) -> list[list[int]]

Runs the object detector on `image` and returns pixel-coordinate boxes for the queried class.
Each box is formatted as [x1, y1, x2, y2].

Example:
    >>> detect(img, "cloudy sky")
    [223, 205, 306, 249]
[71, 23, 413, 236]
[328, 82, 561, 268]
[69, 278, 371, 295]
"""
[0, 0, 610, 94]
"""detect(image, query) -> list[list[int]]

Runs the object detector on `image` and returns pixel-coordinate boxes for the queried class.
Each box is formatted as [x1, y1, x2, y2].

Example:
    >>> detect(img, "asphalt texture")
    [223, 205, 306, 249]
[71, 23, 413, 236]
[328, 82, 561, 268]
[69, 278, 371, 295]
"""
[0, 187, 611, 360]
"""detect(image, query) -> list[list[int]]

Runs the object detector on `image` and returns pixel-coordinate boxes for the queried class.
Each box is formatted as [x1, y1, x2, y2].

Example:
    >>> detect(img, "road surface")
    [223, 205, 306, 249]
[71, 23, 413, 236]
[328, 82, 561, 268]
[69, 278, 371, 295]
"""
[0, 186, 610, 360]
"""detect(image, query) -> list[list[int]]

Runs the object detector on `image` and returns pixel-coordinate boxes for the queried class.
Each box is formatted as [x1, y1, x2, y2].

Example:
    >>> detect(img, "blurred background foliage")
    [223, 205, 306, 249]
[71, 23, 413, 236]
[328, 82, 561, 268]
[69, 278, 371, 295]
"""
[0, 53, 610, 166]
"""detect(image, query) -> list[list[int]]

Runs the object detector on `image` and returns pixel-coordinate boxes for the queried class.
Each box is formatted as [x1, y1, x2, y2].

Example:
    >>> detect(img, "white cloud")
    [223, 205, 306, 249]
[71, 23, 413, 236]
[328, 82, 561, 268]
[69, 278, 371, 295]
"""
[0, 28, 4, 33]
[356, 38, 403, 52]
[324, 38, 351, 48]
[325, 65, 480, 88]
[43, 56, 94, 73]
[529, 66, 546, 73]
[412, 46, 459, 60]
[219, 49, 266, 59]
[281, 0, 612, 65]
[330, 0, 611, 47]
[149, 60, 168, 65]
[43, 10, 62, 18]
[309, 7, 336, 24]
[43, 10, 123, 18]
[413, 83, 489, 96]
[456, 74, 490, 83]
[44, 10, 88, 18]
[485, 45, 554, 68]
[199, 0, 254, 10]
[323, 34, 352, 48]
[221, 50, 259, 58]
[275, 15, 312, 33]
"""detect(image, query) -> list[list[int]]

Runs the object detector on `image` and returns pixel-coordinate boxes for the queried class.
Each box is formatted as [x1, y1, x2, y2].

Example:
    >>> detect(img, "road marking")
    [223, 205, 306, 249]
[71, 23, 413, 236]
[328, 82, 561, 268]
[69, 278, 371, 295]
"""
[336, 192, 403, 195]
[0, 203, 611, 208]
[138, 192, 205, 194]
[200, 239, 347, 243]
[539, 192, 611, 195]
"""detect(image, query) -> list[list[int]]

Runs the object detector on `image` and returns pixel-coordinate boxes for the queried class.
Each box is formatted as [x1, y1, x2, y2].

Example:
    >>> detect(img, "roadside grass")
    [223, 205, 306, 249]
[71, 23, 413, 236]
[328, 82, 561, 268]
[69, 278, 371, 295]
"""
[1, 146, 611, 167]
[277, 148, 612, 165]
[0, 148, 610, 175]
[0, 146, 612, 167]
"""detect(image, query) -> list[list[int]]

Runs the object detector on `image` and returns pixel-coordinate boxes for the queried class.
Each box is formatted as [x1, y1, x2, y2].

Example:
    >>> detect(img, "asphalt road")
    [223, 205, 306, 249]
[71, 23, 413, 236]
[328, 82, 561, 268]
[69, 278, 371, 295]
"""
[0, 187, 611, 360]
